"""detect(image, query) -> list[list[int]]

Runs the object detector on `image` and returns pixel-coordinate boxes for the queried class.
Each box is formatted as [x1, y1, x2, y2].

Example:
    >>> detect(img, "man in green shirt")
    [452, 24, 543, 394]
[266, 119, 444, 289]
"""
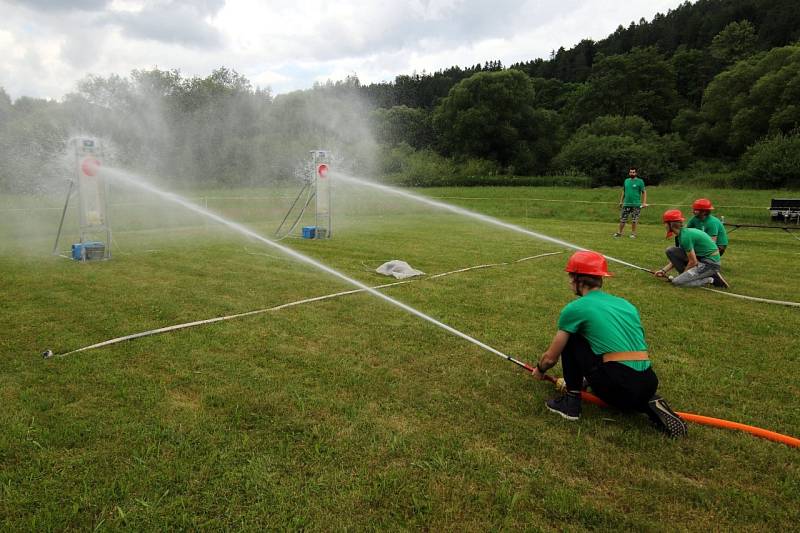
[532, 250, 687, 437]
[687, 198, 728, 256]
[614, 167, 648, 239]
[655, 209, 729, 288]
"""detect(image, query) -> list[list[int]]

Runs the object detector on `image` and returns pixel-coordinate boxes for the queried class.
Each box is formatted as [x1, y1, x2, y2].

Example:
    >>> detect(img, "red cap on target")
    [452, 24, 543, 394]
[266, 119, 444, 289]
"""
[81, 157, 101, 176]
[317, 163, 329, 178]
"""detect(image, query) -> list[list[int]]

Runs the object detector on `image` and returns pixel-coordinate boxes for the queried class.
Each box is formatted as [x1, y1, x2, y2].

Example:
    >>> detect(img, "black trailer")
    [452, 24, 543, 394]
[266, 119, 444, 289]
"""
[770, 198, 800, 223]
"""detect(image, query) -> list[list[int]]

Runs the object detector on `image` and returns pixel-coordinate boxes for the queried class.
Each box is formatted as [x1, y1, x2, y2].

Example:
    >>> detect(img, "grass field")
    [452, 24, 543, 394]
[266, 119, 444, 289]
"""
[1, 183, 799, 530]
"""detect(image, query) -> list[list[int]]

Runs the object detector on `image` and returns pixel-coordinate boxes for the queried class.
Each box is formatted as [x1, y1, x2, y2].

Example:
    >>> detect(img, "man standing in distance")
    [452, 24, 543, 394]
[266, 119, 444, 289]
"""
[615, 167, 648, 238]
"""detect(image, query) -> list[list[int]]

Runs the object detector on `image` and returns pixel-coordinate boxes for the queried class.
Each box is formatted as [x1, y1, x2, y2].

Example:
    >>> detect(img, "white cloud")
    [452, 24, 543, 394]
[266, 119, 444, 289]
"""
[108, 0, 146, 13]
[0, 0, 686, 100]
[249, 68, 291, 88]
[0, 30, 24, 60]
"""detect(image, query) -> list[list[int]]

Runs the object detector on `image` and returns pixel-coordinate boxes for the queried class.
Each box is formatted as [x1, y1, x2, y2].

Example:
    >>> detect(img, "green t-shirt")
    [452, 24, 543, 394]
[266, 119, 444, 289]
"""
[686, 214, 728, 246]
[557, 290, 650, 370]
[622, 177, 646, 207]
[678, 228, 721, 262]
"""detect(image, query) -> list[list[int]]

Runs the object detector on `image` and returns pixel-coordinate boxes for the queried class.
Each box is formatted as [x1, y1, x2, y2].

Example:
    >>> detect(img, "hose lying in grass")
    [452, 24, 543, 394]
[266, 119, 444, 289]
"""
[700, 287, 800, 307]
[538, 374, 800, 449]
[43, 252, 564, 358]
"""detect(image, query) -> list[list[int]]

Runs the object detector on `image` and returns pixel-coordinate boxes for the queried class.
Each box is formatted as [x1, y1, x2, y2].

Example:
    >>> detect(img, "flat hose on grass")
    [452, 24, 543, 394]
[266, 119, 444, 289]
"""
[44, 252, 564, 358]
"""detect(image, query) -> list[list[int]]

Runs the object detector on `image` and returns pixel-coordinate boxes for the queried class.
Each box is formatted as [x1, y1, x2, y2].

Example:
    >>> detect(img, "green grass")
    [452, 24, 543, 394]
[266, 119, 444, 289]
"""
[1, 185, 799, 530]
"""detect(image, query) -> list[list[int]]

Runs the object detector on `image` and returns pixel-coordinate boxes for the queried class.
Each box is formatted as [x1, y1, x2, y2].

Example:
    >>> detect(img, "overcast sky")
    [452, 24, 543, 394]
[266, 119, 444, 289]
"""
[0, 0, 684, 100]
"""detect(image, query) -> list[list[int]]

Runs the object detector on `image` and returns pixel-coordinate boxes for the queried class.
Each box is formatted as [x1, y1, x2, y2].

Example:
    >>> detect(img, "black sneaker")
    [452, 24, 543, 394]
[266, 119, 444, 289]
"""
[646, 395, 688, 438]
[711, 272, 729, 288]
[545, 392, 581, 421]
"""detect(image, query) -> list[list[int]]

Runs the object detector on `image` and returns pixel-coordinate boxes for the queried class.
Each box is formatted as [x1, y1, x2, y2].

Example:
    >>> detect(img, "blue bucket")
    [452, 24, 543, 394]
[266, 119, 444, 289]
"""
[71, 241, 105, 260]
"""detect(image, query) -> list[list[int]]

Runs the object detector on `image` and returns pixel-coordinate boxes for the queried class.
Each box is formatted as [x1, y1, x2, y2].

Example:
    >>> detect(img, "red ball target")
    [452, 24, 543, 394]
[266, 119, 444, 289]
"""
[317, 163, 329, 178]
[81, 157, 101, 176]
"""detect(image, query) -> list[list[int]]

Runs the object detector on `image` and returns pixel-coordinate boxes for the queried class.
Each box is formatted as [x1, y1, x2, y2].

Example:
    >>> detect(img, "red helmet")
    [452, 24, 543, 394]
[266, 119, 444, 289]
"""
[565, 251, 612, 277]
[692, 198, 714, 211]
[663, 209, 685, 238]
[662, 209, 685, 223]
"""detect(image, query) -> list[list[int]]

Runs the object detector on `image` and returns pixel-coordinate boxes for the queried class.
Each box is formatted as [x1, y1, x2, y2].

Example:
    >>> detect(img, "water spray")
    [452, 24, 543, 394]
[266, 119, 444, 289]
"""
[49, 167, 520, 369]
[332, 172, 654, 274]
[40, 171, 799, 448]
[325, 173, 799, 445]
[331, 175, 800, 306]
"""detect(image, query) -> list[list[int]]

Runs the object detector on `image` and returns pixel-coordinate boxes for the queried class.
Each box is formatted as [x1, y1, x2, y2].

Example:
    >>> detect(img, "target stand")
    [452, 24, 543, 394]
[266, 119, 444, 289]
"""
[52, 138, 112, 260]
[275, 150, 333, 240]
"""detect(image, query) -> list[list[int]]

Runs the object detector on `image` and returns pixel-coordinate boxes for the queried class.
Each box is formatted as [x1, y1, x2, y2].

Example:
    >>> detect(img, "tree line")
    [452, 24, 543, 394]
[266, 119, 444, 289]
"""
[1, 0, 800, 192]
[0, 68, 375, 193]
[364, 0, 800, 187]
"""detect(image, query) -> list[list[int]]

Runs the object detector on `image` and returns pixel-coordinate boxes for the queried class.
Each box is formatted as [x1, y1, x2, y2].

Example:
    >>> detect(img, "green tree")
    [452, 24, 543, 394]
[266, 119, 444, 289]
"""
[572, 47, 678, 131]
[370, 106, 433, 149]
[738, 132, 800, 188]
[694, 44, 800, 155]
[0, 87, 11, 122]
[433, 70, 561, 173]
[672, 45, 719, 107]
[554, 115, 689, 185]
[528, 77, 579, 111]
[0, 96, 71, 192]
[710, 20, 758, 64]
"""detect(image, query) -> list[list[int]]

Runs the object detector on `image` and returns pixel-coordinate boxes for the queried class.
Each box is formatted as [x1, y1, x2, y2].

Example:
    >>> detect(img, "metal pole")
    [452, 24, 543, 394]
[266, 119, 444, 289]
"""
[52, 180, 74, 256]
[274, 182, 310, 236]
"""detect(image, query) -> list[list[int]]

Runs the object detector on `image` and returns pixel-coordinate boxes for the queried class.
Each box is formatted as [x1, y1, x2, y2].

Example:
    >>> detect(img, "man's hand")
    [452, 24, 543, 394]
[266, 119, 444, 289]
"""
[641, 203, 649, 208]
[654, 269, 667, 278]
[532, 367, 546, 381]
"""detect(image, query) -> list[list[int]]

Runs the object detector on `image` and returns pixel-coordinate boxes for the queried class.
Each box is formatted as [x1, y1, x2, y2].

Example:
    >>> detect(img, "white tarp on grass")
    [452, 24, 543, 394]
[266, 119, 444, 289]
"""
[376, 260, 425, 279]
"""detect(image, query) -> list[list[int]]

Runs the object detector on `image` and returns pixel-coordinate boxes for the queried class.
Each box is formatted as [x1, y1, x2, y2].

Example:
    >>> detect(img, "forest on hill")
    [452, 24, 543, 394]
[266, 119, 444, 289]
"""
[2, 0, 800, 192]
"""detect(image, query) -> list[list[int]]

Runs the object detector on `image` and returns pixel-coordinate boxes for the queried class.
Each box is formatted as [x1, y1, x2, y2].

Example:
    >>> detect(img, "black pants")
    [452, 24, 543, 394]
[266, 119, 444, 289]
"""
[561, 334, 658, 412]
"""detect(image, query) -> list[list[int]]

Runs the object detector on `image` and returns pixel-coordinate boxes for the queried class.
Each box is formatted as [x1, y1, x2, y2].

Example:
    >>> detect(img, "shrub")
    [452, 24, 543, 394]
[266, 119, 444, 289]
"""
[553, 115, 690, 186]
[738, 133, 800, 188]
[374, 144, 590, 187]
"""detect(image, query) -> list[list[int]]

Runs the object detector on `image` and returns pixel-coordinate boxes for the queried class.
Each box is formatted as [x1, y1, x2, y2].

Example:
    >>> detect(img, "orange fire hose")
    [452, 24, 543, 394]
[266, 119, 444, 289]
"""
[542, 375, 800, 448]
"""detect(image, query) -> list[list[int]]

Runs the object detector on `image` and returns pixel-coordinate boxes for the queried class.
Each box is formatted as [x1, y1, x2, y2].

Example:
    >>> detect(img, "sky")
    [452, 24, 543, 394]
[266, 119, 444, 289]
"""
[0, 0, 684, 100]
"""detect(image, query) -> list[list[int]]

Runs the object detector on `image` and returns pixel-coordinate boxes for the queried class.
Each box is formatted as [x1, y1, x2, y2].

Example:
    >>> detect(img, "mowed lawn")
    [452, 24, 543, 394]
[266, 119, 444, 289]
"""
[1, 184, 799, 530]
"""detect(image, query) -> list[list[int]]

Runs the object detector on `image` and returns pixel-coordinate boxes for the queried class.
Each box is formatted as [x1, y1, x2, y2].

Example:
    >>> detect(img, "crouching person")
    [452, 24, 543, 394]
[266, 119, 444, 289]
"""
[532, 251, 687, 437]
[688, 198, 728, 257]
[656, 209, 728, 288]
